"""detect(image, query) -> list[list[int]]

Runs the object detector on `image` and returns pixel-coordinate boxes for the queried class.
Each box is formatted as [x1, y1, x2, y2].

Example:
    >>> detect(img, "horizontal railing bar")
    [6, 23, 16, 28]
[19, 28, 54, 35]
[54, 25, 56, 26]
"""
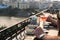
[0, 9, 48, 40]
[0, 18, 29, 32]
[0, 9, 48, 32]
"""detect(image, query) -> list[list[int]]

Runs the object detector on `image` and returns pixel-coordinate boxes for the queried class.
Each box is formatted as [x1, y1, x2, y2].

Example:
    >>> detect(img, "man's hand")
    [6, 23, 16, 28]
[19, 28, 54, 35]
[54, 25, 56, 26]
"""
[46, 15, 53, 22]
[46, 15, 57, 27]
[34, 27, 44, 38]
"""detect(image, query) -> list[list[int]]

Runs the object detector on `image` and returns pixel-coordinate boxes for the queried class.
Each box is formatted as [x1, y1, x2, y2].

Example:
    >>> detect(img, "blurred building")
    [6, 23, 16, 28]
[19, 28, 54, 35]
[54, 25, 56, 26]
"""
[0, 0, 3, 4]
[0, 0, 52, 9]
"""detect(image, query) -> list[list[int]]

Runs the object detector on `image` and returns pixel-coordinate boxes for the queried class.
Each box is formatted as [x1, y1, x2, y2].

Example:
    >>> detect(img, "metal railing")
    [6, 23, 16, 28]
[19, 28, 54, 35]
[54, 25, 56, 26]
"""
[0, 9, 48, 40]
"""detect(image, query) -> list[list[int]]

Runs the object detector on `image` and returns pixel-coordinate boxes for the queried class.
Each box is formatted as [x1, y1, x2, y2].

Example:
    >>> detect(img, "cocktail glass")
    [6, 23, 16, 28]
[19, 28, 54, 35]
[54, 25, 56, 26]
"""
[40, 16, 48, 27]
[41, 16, 47, 22]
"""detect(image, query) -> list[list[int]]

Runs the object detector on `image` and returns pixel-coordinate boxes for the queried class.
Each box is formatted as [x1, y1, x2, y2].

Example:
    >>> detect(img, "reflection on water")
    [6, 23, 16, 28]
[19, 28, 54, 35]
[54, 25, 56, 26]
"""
[0, 16, 26, 27]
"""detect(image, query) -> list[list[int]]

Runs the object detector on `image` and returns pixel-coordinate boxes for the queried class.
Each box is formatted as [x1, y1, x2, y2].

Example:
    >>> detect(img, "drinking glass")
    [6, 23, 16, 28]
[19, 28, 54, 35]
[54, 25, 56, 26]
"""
[40, 15, 47, 27]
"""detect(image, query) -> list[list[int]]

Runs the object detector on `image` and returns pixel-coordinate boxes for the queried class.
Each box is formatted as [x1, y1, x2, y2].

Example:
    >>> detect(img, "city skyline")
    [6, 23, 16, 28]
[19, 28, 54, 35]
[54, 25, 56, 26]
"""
[2, 0, 60, 2]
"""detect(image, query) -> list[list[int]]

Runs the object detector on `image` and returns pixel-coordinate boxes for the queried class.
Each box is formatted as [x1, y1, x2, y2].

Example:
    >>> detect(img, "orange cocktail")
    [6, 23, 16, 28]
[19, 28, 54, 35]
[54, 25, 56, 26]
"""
[40, 16, 47, 22]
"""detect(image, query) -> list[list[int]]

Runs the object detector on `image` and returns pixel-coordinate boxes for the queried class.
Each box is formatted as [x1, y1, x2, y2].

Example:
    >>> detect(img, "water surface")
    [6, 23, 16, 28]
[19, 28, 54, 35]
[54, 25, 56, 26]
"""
[0, 16, 26, 27]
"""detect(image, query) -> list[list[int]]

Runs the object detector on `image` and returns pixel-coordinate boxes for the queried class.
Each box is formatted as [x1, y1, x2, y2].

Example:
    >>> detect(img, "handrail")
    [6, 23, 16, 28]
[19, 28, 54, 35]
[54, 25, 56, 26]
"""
[0, 9, 48, 32]
[0, 9, 48, 40]
[0, 18, 29, 32]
